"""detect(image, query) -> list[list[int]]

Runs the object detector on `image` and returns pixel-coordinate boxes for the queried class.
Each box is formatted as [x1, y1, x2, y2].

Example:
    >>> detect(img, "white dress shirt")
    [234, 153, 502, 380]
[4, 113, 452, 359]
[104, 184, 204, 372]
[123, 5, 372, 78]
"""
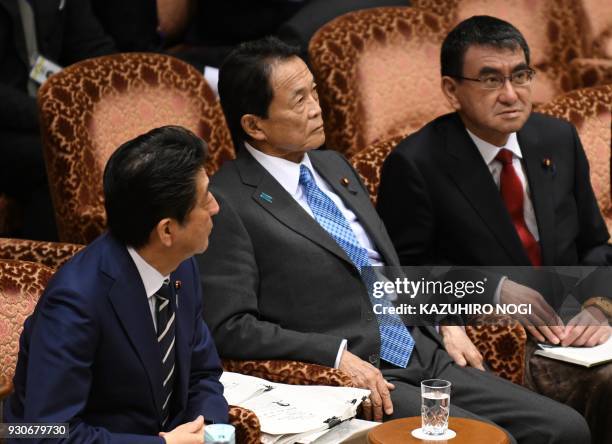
[467, 129, 540, 241]
[245, 143, 389, 367]
[127, 246, 170, 331]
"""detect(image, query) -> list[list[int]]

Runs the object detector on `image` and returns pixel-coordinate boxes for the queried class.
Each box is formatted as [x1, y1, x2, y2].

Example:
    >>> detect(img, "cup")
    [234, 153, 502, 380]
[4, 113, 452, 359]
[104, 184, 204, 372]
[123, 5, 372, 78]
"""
[204, 424, 235, 444]
[421, 379, 451, 435]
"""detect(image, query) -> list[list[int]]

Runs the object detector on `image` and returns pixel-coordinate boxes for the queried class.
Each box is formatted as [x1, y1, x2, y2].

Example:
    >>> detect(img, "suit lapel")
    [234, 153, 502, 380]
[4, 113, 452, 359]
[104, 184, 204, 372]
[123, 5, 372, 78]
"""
[104, 239, 164, 421]
[518, 119, 556, 265]
[442, 115, 530, 265]
[235, 150, 355, 267]
[310, 152, 399, 266]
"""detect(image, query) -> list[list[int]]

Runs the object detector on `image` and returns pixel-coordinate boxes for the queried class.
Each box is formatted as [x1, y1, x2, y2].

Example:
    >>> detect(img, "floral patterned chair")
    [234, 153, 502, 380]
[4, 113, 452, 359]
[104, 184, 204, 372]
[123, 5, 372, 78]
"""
[309, 6, 453, 156]
[38, 52, 235, 245]
[0, 238, 85, 270]
[537, 84, 612, 232]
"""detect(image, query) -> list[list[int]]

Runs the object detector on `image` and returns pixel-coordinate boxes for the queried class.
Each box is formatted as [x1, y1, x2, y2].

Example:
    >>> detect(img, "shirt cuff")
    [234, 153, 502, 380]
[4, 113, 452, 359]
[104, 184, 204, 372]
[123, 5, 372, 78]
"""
[494, 276, 507, 304]
[334, 339, 348, 368]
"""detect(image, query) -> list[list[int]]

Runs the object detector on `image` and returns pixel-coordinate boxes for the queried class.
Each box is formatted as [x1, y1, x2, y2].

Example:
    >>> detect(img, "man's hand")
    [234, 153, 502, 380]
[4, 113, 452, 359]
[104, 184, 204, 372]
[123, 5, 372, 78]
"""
[160, 415, 205, 444]
[440, 326, 485, 370]
[562, 306, 611, 347]
[500, 279, 565, 344]
[338, 351, 395, 422]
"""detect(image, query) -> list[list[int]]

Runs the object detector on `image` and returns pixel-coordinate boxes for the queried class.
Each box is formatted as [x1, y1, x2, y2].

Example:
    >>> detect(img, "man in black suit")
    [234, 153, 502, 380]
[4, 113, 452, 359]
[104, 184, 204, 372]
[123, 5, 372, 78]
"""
[0, 0, 115, 240]
[378, 15, 611, 443]
[198, 36, 590, 444]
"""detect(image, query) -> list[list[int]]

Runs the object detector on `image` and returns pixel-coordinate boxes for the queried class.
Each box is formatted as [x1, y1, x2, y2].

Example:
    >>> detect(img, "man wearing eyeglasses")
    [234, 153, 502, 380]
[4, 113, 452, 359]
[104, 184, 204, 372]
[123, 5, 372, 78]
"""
[378, 15, 612, 443]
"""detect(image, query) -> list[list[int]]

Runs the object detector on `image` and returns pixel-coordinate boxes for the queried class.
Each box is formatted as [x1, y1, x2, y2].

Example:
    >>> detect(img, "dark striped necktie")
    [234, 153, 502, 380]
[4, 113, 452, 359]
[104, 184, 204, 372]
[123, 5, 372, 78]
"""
[156, 279, 176, 428]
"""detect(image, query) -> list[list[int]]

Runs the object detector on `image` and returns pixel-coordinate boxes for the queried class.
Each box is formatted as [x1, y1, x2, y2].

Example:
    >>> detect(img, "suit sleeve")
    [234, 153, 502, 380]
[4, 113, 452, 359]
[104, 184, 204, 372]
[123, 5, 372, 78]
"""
[377, 147, 436, 265]
[184, 259, 229, 424]
[198, 191, 344, 367]
[19, 286, 162, 444]
[571, 124, 612, 265]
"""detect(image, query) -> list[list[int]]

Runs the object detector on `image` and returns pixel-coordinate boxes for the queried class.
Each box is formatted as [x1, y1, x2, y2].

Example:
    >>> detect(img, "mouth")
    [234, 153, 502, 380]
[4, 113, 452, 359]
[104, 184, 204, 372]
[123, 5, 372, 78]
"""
[313, 124, 325, 133]
[498, 109, 523, 118]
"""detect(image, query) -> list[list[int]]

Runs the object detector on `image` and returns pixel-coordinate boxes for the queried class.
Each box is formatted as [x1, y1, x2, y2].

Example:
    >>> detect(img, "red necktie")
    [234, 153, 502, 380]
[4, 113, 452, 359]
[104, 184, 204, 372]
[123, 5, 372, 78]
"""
[495, 149, 542, 266]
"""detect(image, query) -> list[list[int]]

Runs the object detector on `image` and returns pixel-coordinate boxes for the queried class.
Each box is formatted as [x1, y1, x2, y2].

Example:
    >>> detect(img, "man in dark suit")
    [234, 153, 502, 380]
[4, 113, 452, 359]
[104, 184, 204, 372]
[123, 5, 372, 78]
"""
[197, 36, 590, 444]
[0, 0, 116, 240]
[378, 15, 611, 443]
[4, 126, 228, 443]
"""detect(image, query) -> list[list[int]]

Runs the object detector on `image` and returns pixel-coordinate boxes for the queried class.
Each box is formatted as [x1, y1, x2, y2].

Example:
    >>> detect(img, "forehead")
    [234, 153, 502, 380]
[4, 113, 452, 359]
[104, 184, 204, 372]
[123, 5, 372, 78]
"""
[268, 57, 313, 97]
[462, 45, 527, 73]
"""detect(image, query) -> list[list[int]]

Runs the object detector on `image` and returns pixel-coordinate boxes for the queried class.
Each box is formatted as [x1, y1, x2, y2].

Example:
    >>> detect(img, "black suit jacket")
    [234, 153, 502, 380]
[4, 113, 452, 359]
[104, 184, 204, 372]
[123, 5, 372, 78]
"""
[0, 0, 115, 131]
[377, 112, 612, 267]
[198, 148, 440, 368]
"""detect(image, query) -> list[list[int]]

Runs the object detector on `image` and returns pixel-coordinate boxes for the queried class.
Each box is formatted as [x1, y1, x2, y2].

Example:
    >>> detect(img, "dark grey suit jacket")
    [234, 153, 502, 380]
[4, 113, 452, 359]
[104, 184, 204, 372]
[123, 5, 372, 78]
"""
[198, 148, 436, 368]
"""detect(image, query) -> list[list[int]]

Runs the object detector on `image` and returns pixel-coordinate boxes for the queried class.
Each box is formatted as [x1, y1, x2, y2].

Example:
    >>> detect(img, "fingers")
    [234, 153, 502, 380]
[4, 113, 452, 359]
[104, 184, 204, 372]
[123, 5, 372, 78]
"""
[465, 348, 485, 371]
[361, 399, 373, 421]
[599, 328, 611, 345]
[447, 348, 467, 367]
[376, 376, 394, 417]
[188, 416, 204, 432]
[537, 325, 562, 344]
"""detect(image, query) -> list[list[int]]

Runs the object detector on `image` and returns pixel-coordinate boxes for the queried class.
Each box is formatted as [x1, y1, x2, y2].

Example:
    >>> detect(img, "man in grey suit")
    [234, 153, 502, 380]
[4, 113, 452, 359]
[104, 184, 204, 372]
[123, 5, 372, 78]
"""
[197, 36, 589, 444]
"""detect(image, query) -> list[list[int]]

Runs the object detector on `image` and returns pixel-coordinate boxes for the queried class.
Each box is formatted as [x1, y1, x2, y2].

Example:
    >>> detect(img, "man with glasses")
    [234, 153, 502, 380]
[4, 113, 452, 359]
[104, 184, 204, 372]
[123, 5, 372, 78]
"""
[378, 15, 611, 443]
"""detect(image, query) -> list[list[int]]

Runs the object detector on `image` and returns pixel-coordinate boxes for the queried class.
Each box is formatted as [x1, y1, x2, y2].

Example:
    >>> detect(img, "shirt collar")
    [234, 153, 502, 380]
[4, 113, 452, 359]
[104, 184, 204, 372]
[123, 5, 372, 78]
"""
[466, 129, 522, 165]
[244, 142, 315, 197]
[127, 246, 169, 300]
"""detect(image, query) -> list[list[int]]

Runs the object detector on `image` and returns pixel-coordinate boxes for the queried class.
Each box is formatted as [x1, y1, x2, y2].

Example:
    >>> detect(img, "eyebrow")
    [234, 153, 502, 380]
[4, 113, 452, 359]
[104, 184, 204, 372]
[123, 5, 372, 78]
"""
[478, 63, 530, 75]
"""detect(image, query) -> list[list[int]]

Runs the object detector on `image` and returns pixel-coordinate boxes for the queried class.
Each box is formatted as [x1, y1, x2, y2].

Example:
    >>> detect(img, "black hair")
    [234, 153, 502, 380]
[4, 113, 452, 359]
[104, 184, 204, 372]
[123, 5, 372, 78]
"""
[218, 36, 301, 149]
[103, 125, 208, 248]
[441, 15, 530, 77]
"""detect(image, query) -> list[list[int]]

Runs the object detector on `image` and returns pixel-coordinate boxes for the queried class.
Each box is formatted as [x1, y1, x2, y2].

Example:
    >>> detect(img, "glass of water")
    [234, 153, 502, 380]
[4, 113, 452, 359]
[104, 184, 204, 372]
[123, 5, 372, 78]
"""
[421, 379, 451, 435]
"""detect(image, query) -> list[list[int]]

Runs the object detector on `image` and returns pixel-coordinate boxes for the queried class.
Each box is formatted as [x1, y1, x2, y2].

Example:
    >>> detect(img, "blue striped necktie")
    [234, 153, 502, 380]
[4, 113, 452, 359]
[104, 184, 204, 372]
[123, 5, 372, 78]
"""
[299, 165, 414, 368]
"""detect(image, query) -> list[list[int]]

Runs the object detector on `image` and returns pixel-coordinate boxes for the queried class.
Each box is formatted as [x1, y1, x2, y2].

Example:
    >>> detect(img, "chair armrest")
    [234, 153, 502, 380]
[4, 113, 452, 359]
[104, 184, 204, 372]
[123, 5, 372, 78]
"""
[0, 238, 85, 270]
[222, 359, 354, 387]
[0, 375, 12, 400]
[466, 315, 527, 385]
[229, 405, 261, 444]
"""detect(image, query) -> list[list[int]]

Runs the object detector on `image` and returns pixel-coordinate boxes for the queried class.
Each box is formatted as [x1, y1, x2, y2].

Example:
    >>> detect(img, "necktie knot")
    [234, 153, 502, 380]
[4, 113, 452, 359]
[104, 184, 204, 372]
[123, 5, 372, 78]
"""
[299, 164, 315, 188]
[495, 148, 514, 165]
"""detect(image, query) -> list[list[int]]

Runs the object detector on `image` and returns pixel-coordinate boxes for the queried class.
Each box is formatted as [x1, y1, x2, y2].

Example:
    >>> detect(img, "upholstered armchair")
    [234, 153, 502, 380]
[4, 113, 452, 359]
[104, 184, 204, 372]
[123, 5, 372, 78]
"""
[350, 135, 528, 385]
[412, 0, 612, 101]
[38, 52, 235, 244]
[537, 84, 612, 232]
[309, 7, 453, 156]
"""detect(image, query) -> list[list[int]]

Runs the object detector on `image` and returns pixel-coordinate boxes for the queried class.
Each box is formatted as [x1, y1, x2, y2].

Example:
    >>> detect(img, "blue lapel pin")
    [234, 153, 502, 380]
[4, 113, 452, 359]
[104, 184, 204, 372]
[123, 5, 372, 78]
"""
[259, 192, 273, 203]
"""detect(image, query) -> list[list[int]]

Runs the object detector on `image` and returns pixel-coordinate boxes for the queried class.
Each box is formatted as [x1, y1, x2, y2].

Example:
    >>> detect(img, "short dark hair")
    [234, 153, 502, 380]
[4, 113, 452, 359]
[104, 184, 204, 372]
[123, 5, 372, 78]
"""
[218, 36, 300, 149]
[441, 15, 530, 77]
[103, 125, 208, 248]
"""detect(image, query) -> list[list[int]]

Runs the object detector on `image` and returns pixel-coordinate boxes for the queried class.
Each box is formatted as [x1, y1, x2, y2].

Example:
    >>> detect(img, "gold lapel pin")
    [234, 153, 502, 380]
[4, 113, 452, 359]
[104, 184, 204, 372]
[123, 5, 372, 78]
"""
[175, 280, 182, 290]
[340, 177, 350, 187]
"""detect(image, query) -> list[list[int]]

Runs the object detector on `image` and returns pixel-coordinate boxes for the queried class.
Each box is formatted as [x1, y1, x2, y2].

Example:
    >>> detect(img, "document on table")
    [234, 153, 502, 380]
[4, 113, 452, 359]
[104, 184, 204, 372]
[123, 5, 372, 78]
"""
[535, 335, 612, 367]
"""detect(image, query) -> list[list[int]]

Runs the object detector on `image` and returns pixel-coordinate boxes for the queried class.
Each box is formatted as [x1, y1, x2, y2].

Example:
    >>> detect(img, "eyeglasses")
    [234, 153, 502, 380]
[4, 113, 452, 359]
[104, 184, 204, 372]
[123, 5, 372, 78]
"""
[452, 68, 536, 90]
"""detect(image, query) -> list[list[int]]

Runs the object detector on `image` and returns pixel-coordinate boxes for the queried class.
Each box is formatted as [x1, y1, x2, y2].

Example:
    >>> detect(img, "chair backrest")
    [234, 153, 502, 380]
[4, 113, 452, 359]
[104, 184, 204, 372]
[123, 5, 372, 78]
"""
[575, 0, 612, 59]
[412, 0, 592, 103]
[0, 239, 84, 270]
[39, 52, 235, 244]
[537, 84, 612, 232]
[0, 260, 54, 385]
[350, 132, 409, 205]
[309, 7, 453, 157]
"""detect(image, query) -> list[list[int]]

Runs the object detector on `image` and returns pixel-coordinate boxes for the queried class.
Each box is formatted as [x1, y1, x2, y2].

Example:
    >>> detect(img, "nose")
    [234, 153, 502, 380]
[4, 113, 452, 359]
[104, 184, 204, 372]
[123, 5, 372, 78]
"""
[498, 78, 518, 104]
[210, 192, 220, 216]
[308, 94, 322, 119]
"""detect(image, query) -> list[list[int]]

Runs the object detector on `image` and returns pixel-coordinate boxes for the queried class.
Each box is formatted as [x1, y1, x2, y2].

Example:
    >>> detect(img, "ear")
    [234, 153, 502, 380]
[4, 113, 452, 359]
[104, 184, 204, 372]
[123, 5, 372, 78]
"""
[241, 114, 267, 142]
[155, 218, 174, 248]
[441, 76, 461, 111]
